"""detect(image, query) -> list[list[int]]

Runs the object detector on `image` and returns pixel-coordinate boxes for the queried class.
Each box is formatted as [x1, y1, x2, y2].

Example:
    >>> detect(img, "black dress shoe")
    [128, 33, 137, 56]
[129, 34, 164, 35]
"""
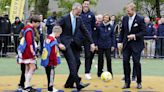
[122, 83, 130, 89]
[77, 82, 90, 91]
[64, 84, 76, 88]
[24, 86, 36, 92]
[137, 83, 142, 89]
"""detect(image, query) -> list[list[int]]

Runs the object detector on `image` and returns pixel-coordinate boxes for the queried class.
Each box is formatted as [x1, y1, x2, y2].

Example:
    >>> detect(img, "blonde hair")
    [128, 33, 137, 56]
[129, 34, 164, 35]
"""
[126, 2, 136, 11]
[52, 26, 62, 33]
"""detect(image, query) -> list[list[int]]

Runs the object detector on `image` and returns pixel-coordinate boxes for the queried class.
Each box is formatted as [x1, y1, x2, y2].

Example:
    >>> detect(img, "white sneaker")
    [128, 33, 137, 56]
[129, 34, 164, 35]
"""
[47, 88, 58, 92]
[85, 73, 92, 80]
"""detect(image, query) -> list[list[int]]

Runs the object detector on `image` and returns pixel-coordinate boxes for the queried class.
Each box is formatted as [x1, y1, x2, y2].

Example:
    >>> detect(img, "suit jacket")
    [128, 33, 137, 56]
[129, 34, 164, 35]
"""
[119, 14, 146, 52]
[57, 14, 93, 49]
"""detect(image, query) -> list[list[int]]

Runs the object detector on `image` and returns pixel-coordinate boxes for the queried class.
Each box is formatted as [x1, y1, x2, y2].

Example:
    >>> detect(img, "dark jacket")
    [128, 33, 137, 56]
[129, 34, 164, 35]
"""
[0, 16, 11, 34]
[11, 21, 24, 34]
[119, 14, 146, 52]
[46, 16, 57, 35]
[97, 22, 115, 49]
[57, 14, 93, 49]
[157, 23, 164, 36]
[80, 10, 96, 35]
[145, 23, 156, 39]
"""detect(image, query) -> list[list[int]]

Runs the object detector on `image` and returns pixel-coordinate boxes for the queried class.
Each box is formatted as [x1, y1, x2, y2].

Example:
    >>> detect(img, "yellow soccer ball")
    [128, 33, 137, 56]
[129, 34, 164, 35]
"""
[101, 71, 112, 82]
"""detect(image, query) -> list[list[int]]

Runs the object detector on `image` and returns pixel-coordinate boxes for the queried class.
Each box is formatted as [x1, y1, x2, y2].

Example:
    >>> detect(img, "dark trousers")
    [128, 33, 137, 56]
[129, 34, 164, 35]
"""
[14, 36, 19, 54]
[0, 36, 8, 56]
[39, 34, 44, 55]
[97, 48, 113, 77]
[123, 44, 142, 84]
[158, 39, 164, 58]
[132, 64, 136, 78]
[84, 42, 93, 73]
[45, 66, 55, 91]
[18, 64, 25, 87]
[62, 42, 81, 87]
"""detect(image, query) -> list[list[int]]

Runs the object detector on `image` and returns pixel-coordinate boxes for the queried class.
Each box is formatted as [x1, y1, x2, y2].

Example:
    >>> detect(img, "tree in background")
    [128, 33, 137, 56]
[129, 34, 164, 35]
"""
[56, 0, 98, 16]
[134, 0, 164, 18]
[34, 0, 49, 18]
[0, 0, 11, 14]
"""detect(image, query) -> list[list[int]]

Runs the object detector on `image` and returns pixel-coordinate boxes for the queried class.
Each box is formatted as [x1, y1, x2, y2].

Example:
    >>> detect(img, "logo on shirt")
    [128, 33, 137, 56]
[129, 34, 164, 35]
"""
[50, 19, 53, 22]
[88, 15, 91, 18]
[108, 27, 111, 31]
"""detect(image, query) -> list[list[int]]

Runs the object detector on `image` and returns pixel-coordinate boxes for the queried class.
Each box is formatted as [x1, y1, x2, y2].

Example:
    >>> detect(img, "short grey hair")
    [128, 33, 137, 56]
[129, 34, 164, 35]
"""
[144, 17, 150, 21]
[72, 2, 82, 10]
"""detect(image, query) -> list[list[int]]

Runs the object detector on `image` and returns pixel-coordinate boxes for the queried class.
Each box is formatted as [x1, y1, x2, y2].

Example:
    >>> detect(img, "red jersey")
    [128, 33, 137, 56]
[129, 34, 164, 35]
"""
[22, 25, 35, 60]
[47, 36, 58, 66]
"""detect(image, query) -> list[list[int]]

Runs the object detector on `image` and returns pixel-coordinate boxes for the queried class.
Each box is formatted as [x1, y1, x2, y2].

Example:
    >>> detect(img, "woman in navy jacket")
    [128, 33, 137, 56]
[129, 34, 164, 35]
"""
[97, 14, 115, 77]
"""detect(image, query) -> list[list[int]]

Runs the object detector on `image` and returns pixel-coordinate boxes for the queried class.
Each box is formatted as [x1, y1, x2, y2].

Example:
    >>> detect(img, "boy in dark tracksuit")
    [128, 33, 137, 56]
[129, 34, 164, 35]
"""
[97, 14, 115, 77]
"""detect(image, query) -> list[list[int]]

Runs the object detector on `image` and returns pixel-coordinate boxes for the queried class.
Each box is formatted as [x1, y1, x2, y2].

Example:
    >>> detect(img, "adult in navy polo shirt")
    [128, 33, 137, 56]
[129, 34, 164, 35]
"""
[46, 11, 57, 35]
[144, 17, 156, 58]
[80, 0, 96, 80]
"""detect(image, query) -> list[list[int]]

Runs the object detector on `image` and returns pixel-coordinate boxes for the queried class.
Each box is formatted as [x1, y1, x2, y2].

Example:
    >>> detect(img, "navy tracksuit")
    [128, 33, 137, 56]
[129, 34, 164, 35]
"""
[46, 16, 56, 35]
[97, 22, 115, 77]
[145, 23, 156, 38]
[80, 10, 96, 74]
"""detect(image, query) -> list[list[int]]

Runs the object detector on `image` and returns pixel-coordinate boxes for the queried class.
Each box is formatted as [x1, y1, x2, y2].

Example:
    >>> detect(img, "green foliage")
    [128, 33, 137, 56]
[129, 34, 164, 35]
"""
[35, 0, 49, 18]
[0, 0, 11, 14]
[28, 0, 35, 8]
[56, 0, 98, 16]
[134, 0, 164, 17]
[0, 58, 164, 76]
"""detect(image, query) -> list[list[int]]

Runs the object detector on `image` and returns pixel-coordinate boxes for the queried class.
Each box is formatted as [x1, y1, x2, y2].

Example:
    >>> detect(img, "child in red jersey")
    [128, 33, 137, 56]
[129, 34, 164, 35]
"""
[44, 26, 64, 92]
[18, 15, 40, 91]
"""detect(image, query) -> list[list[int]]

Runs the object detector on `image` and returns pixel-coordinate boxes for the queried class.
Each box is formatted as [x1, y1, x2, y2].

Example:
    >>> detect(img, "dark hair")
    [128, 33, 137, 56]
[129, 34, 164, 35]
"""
[30, 15, 41, 23]
[52, 11, 57, 15]
[111, 15, 116, 17]
[15, 16, 19, 20]
[83, 0, 90, 3]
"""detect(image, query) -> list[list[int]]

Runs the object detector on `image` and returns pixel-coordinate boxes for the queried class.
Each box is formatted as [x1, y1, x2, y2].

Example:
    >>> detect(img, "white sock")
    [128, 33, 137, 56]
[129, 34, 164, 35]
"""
[25, 70, 34, 88]
[49, 68, 54, 87]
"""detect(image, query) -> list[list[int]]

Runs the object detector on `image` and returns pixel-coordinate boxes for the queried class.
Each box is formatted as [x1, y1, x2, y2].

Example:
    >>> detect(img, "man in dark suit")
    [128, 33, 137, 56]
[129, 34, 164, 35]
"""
[118, 3, 146, 89]
[57, 2, 95, 91]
